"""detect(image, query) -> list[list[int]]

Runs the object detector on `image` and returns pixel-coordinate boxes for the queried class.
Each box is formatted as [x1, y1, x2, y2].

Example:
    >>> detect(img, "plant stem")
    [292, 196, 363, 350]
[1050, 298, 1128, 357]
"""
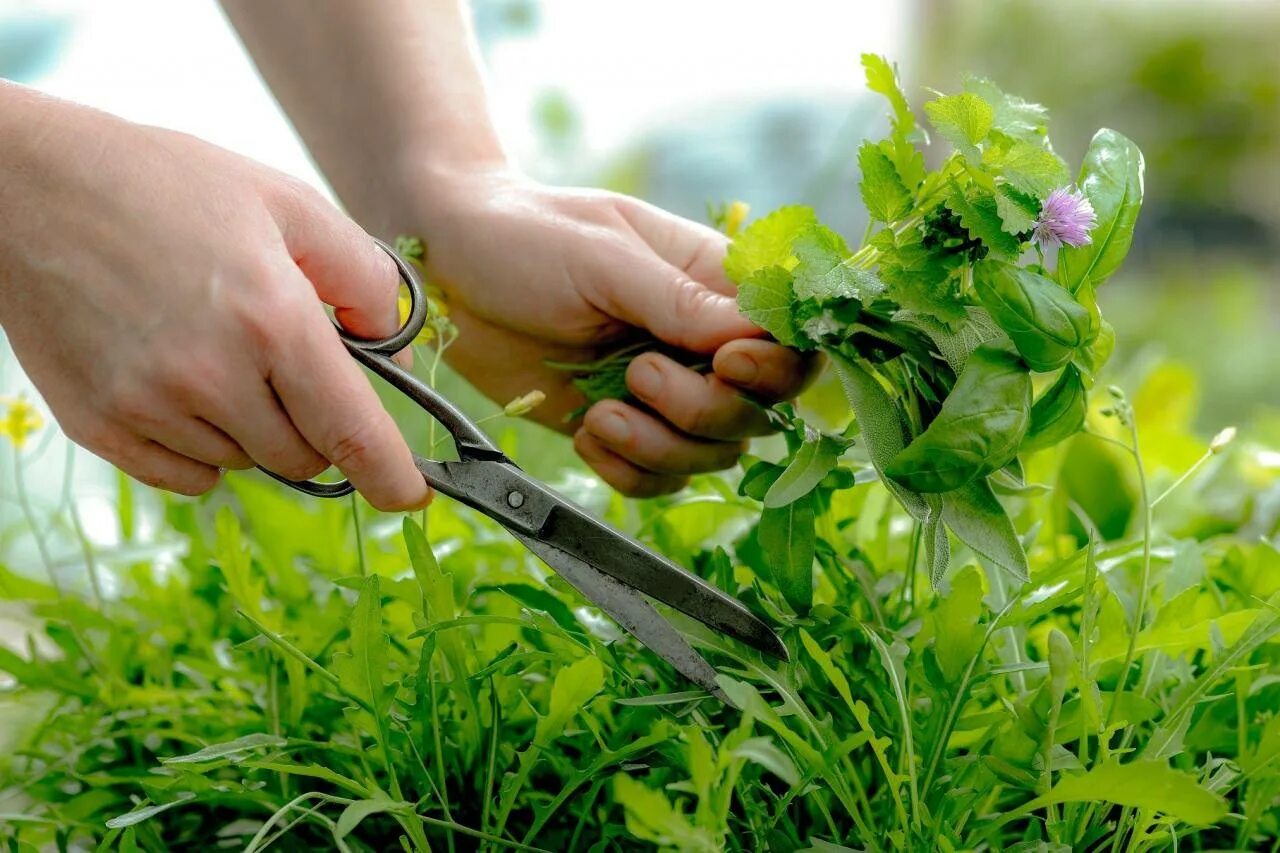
[1106, 418, 1152, 729]
[351, 493, 367, 578]
[1150, 447, 1213, 509]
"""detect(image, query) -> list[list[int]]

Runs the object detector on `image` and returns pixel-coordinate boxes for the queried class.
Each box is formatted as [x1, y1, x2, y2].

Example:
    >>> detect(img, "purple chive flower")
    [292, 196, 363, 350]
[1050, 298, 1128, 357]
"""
[1032, 187, 1096, 251]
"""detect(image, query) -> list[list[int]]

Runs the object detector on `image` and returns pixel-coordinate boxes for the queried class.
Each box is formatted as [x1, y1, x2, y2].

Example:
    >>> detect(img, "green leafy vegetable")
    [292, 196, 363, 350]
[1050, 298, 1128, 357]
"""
[1024, 365, 1088, 452]
[1058, 129, 1145, 292]
[973, 261, 1093, 371]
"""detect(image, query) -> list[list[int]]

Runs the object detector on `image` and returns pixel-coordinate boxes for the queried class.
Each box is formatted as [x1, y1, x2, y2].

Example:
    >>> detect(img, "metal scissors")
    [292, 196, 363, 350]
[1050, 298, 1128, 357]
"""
[264, 240, 787, 697]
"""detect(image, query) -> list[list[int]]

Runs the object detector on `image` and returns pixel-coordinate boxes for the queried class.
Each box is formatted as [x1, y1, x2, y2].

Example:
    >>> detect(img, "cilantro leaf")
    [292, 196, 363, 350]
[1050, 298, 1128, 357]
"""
[858, 141, 913, 224]
[994, 185, 1040, 235]
[737, 265, 798, 346]
[924, 92, 993, 162]
[964, 76, 1048, 143]
[723, 205, 817, 284]
[987, 137, 1070, 200]
[792, 224, 885, 304]
[945, 186, 1022, 259]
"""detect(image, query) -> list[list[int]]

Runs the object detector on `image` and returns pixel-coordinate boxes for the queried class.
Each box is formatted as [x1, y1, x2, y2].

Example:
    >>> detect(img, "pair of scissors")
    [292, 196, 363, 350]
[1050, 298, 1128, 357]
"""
[263, 240, 788, 698]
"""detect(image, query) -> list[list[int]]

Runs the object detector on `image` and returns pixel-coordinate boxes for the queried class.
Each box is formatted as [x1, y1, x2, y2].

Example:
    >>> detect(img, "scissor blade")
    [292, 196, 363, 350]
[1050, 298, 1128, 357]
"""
[510, 530, 726, 699]
[539, 505, 788, 662]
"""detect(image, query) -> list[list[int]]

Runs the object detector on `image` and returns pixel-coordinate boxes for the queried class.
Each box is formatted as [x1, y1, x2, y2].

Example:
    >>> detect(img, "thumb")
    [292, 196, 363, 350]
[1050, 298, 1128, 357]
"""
[589, 251, 763, 354]
[272, 183, 400, 340]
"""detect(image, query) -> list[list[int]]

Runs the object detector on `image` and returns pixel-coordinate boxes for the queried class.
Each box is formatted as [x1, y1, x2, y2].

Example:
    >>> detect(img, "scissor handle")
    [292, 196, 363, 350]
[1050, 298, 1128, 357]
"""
[259, 239, 503, 499]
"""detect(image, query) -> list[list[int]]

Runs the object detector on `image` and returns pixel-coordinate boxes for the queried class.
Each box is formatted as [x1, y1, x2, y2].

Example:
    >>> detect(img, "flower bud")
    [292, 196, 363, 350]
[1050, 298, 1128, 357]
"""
[1209, 426, 1237, 454]
[504, 390, 547, 417]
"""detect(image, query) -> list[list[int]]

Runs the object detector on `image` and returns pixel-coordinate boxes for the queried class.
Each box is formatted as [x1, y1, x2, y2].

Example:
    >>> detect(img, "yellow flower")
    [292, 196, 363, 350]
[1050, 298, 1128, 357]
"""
[0, 396, 43, 449]
[724, 200, 750, 237]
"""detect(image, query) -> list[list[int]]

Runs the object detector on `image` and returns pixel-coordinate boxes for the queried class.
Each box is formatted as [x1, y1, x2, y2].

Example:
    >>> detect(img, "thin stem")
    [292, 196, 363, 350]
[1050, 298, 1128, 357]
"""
[1150, 448, 1213, 509]
[351, 493, 367, 578]
[1106, 416, 1152, 729]
[14, 444, 63, 597]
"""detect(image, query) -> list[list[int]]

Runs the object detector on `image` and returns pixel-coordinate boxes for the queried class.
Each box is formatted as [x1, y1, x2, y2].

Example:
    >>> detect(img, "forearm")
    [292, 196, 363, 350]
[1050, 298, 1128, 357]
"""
[219, 0, 508, 235]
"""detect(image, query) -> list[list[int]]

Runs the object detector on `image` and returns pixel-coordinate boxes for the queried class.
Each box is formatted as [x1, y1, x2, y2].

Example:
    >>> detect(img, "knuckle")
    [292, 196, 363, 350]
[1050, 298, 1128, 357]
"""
[274, 452, 329, 483]
[322, 412, 385, 473]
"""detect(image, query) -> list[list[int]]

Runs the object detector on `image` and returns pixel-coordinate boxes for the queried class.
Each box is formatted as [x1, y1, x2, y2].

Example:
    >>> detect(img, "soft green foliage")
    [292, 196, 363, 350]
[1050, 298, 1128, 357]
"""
[2, 58, 1278, 853]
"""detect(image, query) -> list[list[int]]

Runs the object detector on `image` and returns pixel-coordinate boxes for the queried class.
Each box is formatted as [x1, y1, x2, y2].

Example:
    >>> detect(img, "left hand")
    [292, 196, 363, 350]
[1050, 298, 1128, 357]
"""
[404, 167, 815, 496]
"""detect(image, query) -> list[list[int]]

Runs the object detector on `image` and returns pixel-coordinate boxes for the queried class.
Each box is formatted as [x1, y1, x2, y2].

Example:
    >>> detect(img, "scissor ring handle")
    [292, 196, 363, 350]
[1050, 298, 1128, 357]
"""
[337, 238, 429, 355]
[257, 238, 427, 499]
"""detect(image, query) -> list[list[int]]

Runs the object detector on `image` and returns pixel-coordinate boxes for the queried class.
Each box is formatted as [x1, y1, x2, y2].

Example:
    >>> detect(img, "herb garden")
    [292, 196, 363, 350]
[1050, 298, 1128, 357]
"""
[2, 56, 1278, 852]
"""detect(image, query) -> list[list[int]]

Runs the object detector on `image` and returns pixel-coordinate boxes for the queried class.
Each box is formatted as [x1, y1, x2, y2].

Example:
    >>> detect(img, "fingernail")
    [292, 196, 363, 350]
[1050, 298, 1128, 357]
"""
[719, 352, 759, 385]
[629, 361, 663, 400]
[591, 411, 631, 446]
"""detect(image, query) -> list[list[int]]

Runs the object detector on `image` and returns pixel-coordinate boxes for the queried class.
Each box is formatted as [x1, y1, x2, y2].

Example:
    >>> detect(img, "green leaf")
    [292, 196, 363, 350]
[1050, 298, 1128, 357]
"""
[1025, 760, 1228, 825]
[763, 427, 850, 508]
[330, 575, 394, 717]
[988, 138, 1070, 200]
[105, 793, 197, 829]
[758, 496, 816, 612]
[792, 224, 884, 303]
[940, 478, 1030, 582]
[875, 229, 966, 327]
[964, 76, 1048, 143]
[613, 775, 720, 853]
[945, 186, 1022, 259]
[922, 566, 986, 682]
[1059, 129, 1145, 292]
[536, 655, 605, 746]
[924, 92, 993, 161]
[336, 797, 411, 839]
[161, 733, 286, 765]
[724, 205, 817, 284]
[737, 266, 797, 346]
[731, 737, 802, 787]
[886, 344, 1032, 493]
[994, 186, 1040, 236]
[1023, 366, 1087, 452]
[862, 54, 925, 189]
[858, 142, 913, 223]
[974, 261, 1092, 372]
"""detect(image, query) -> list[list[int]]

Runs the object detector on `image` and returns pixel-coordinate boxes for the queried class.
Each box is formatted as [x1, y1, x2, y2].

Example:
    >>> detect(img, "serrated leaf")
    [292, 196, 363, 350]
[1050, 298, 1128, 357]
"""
[736, 266, 797, 346]
[330, 575, 394, 717]
[876, 230, 966, 327]
[924, 92, 993, 161]
[989, 139, 1070, 200]
[792, 224, 884, 304]
[723, 205, 817, 284]
[858, 142, 913, 223]
[536, 655, 605, 745]
[994, 186, 1040, 236]
[862, 54, 926, 189]
[964, 76, 1048, 142]
[945, 187, 1022, 258]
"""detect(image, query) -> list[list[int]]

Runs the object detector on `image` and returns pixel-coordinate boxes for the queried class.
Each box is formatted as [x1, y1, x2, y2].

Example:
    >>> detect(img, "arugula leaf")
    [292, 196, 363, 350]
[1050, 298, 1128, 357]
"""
[1059, 128, 1145, 292]
[924, 92, 993, 162]
[792, 224, 884, 303]
[858, 141, 913, 223]
[737, 266, 798, 346]
[723, 205, 817, 283]
[1025, 760, 1228, 825]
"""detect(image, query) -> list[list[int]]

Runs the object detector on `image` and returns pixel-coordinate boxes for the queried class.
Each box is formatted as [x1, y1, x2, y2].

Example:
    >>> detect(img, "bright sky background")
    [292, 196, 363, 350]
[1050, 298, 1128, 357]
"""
[1, 0, 905, 516]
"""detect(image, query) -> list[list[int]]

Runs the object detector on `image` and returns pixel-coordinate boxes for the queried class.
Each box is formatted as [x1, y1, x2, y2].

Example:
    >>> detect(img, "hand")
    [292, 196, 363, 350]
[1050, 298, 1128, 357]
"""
[0, 86, 428, 510]
[407, 168, 813, 497]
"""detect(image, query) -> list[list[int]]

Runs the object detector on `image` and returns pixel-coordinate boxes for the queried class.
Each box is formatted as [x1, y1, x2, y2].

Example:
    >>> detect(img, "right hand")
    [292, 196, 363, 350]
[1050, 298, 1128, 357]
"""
[0, 84, 428, 510]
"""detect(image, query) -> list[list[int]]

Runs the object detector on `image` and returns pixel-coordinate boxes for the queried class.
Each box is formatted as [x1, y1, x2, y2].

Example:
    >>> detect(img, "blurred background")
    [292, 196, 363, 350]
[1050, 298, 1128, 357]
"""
[1, 0, 1277, 558]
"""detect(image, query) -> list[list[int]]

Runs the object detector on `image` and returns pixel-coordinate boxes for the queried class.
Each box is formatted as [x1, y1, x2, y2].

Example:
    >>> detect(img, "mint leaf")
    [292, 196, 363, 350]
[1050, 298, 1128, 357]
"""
[737, 265, 797, 346]
[862, 54, 926, 189]
[964, 76, 1048, 143]
[924, 92, 993, 162]
[988, 137, 1070, 200]
[945, 186, 1022, 259]
[724, 205, 817, 284]
[792, 224, 885, 303]
[994, 185, 1040, 235]
[858, 142, 913, 223]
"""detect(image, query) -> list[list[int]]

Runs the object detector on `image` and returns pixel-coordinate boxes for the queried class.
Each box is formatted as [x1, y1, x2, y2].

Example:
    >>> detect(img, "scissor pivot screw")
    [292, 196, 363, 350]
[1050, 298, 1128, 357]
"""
[506, 490, 525, 509]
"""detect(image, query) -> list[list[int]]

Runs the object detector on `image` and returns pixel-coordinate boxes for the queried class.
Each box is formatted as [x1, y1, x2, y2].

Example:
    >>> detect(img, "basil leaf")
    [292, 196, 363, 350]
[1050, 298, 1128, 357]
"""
[1023, 365, 1087, 453]
[758, 496, 816, 612]
[974, 260, 1092, 372]
[1058, 128, 1145, 292]
[764, 428, 850, 509]
[885, 344, 1032, 493]
[940, 478, 1030, 582]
